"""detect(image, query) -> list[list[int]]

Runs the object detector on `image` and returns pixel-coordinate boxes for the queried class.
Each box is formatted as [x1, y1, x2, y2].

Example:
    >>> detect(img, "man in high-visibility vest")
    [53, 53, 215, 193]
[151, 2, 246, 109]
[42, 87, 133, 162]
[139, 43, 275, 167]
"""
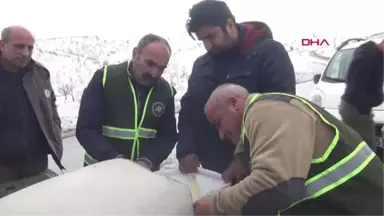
[76, 34, 177, 171]
[194, 83, 383, 215]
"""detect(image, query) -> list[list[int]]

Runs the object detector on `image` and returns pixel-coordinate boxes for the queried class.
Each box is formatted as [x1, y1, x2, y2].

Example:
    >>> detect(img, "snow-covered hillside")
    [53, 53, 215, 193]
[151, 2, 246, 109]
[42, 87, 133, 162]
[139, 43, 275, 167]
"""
[32, 36, 329, 135]
[33, 36, 133, 135]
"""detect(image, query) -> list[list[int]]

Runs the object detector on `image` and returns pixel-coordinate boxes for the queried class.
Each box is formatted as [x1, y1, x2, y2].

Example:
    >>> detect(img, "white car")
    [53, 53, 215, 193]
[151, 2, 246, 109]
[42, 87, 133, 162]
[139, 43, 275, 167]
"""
[310, 38, 384, 154]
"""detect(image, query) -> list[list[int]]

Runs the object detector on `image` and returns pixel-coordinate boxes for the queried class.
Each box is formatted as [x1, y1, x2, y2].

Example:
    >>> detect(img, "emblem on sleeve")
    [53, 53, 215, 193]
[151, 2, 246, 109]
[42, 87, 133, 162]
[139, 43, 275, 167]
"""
[152, 102, 165, 117]
[44, 89, 51, 98]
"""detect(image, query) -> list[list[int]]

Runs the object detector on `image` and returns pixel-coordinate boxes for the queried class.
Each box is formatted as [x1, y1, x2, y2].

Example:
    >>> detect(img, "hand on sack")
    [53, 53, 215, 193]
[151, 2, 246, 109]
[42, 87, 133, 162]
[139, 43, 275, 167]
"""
[222, 161, 246, 184]
[179, 154, 200, 173]
[136, 158, 152, 170]
[194, 196, 215, 215]
[116, 154, 125, 159]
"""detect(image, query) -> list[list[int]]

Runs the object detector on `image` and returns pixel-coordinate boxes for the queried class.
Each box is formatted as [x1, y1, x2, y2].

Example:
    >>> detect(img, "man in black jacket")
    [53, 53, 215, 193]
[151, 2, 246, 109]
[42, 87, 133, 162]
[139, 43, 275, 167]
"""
[340, 39, 384, 154]
[177, 0, 296, 183]
[76, 34, 177, 171]
[0, 26, 63, 198]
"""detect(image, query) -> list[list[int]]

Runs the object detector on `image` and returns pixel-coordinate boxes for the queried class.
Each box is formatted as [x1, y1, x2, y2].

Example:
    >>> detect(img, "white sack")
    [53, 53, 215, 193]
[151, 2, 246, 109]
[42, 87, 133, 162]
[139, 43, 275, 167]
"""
[155, 168, 229, 201]
[0, 159, 194, 215]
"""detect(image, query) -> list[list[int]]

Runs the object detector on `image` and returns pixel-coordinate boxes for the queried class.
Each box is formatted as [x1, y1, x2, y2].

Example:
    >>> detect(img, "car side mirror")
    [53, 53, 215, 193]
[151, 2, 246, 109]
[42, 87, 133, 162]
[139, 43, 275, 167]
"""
[313, 74, 321, 84]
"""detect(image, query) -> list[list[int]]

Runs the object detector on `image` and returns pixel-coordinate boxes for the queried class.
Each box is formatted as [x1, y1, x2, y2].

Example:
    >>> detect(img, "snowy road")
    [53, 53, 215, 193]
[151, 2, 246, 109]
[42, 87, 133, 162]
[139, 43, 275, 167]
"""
[49, 81, 316, 174]
[49, 136, 84, 174]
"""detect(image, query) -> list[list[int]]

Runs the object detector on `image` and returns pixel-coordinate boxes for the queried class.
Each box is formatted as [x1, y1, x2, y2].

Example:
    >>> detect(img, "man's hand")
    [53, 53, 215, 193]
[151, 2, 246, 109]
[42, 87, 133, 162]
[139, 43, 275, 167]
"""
[116, 154, 125, 159]
[378, 40, 384, 52]
[381, 125, 384, 138]
[179, 154, 200, 173]
[136, 158, 152, 170]
[221, 161, 246, 184]
[194, 196, 215, 215]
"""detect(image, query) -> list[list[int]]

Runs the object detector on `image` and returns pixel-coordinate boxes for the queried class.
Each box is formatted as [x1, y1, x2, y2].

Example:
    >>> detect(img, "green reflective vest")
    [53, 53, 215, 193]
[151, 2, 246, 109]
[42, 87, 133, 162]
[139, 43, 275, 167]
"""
[84, 61, 174, 165]
[239, 92, 383, 215]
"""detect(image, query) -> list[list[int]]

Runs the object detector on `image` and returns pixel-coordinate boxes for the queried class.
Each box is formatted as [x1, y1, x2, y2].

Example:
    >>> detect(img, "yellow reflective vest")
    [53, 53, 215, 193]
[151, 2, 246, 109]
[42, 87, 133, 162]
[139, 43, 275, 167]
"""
[84, 62, 174, 165]
[238, 92, 383, 215]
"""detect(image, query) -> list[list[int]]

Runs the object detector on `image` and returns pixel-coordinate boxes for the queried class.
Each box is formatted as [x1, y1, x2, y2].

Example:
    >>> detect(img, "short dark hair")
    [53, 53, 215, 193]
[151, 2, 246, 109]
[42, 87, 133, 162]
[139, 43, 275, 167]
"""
[136, 34, 172, 54]
[1, 27, 12, 41]
[186, 0, 235, 40]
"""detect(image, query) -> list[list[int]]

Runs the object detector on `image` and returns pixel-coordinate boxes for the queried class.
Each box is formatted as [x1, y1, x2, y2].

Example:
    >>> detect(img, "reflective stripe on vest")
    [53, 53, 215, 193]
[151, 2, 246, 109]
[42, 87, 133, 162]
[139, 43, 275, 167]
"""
[85, 65, 159, 165]
[241, 93, 376, 214]
[102, 126, 157, 139]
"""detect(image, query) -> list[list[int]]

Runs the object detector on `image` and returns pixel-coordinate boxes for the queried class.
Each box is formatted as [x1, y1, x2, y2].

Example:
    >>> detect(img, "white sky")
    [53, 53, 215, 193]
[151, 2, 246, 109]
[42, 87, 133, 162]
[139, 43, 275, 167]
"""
[1, 0, 383, 45]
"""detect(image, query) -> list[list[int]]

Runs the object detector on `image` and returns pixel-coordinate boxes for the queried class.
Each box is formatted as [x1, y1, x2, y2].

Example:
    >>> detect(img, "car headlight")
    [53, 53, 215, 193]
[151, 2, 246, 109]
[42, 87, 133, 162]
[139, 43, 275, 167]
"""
[311, 94, 323, 107]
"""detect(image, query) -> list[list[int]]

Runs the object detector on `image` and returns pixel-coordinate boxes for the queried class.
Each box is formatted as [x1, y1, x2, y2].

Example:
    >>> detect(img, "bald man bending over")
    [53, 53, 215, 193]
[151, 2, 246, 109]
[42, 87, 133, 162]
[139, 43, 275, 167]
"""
[193, 83, 383, 215]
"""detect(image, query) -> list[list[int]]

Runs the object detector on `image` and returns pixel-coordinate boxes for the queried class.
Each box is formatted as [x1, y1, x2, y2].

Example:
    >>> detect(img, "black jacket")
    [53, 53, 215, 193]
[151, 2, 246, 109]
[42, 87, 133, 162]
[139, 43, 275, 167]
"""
[76, 67, 177, 169]
[176, 22, 296, 173]
[0, 59, 63, 170]
[342, 41, 384, 114]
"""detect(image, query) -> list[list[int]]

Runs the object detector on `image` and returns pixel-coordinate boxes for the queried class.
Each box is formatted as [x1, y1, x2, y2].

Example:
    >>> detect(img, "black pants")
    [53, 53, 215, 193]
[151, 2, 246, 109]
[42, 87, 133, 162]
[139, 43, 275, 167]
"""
[339, 100, 376, 150]
[0, 156, 57, 198]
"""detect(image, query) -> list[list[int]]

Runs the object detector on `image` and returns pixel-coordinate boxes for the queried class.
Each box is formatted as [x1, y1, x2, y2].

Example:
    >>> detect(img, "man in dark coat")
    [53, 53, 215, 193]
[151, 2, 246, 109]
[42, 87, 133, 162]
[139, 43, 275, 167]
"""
[177, 0, 296, 184]
[76, 34, 177, 171]
[0, 26, 63, 198]
[339, 39, 383, 156]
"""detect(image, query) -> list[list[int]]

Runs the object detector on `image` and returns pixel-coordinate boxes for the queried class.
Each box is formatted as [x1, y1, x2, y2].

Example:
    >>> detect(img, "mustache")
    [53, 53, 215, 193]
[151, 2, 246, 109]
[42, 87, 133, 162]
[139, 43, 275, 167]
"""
[142, 73, 157, 81]
[18, 57, 31, 61]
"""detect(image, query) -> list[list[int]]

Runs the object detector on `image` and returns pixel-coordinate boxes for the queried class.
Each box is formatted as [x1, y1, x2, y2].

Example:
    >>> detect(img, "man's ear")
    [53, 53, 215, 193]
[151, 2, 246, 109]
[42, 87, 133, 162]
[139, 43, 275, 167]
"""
[227, 18, 235, 28]
[132, 47, 138, 59]
[227, 96, 239, 109]
[228, 96, 244, 111]
[0, 40, 4, 51]
[226, 19, 236, 37]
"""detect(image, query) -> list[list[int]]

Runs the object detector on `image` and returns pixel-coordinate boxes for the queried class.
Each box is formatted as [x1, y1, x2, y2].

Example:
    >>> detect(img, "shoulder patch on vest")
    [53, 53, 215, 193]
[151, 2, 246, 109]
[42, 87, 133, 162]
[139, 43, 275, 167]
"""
[152, 101, 166, 117]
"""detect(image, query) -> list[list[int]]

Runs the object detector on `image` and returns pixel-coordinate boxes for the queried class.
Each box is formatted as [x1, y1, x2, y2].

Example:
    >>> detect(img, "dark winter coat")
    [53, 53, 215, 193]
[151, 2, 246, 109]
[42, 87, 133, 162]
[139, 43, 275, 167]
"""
[342, 41, 384, 114]
[76, 62, 177, 169]
[0, 59, 64, 170]
[339, 41, 384, 151]
[176, 21, 296, 173]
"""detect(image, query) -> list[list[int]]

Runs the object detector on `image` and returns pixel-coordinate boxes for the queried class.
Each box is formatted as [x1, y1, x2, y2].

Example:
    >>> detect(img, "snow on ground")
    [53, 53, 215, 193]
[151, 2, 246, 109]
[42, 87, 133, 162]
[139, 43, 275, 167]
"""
[56, 96, 80, 135]
[314, 48, 335, 59]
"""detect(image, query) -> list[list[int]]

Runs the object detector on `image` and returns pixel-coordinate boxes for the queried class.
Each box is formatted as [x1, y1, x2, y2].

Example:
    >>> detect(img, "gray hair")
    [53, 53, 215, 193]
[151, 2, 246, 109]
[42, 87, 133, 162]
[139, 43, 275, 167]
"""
[136, 34, 172, 54]
[1, 27, 12, 41]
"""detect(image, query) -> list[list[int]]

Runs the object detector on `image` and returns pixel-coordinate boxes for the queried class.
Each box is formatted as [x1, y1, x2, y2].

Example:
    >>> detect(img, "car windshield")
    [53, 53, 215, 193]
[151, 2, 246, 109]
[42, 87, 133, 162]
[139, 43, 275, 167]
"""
[322, 48, 355, 82]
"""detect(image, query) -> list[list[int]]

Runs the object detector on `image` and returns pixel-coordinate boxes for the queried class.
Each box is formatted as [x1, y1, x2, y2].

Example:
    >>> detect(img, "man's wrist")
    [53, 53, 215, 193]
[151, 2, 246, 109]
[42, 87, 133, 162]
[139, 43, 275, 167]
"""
[177, 151, 192, 161]
[230, 159, 239, 167]
[136, 158, 153, 169]
[116, 154, 125, 159]
[212, 193, 224, 215]
[105, 150, 122, 160]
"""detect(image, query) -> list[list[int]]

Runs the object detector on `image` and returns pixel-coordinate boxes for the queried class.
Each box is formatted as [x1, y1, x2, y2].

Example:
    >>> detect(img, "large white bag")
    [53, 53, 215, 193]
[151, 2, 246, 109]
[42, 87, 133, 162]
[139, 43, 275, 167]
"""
[0, 159, 229, 215]
[156, 167, 229, 201]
